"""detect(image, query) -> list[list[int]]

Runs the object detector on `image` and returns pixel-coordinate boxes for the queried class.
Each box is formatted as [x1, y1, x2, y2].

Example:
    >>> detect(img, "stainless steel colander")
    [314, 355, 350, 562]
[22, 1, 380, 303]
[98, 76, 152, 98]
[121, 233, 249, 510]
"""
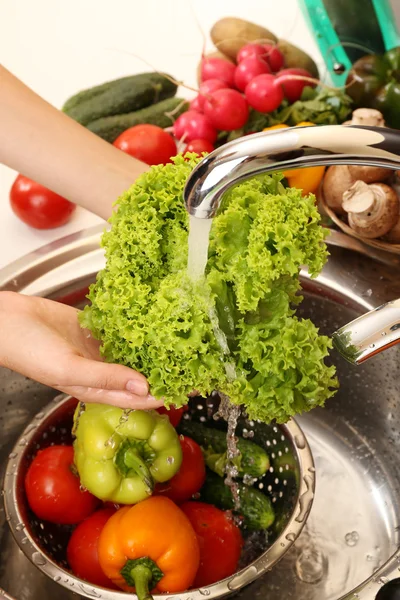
[3, 393, 315, 600]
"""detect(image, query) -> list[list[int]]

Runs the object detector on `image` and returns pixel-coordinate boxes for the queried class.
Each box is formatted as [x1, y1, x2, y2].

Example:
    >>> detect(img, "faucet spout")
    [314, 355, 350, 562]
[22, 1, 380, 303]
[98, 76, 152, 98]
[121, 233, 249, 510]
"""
[183, 124, 400, 363]
[183, 125, 400, 218]
[332, 300, 400, 364]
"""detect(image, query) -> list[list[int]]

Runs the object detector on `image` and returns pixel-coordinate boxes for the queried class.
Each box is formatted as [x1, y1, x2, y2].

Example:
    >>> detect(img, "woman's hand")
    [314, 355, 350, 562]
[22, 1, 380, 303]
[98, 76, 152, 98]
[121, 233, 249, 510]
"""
[0, 292, 163, 409]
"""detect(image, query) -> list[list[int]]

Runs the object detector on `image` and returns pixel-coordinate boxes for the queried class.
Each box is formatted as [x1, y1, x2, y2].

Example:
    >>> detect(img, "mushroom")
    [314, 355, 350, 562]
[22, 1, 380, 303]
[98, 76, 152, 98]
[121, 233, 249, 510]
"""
[342, 108, 386, 127]
[348, 165, 392, 183]
[342, 181, 399, 238]
[322, 163, 391, 216]
[322, 165, 354, 215]
[383, 217, 400, 243]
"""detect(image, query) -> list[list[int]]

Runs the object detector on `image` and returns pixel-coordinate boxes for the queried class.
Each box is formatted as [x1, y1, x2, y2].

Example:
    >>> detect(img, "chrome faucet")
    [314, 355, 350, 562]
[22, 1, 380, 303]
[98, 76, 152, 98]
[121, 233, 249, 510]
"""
[183, 124, 400, 365]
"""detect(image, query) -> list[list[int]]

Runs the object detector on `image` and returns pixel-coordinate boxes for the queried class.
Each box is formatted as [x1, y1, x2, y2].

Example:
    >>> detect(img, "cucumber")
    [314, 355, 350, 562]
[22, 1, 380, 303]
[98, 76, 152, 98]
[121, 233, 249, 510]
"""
[179, 420, 270, 479]
[63, 73, 177, 126]
[86, 98, 189, 143]
[200, 471, 275, 531]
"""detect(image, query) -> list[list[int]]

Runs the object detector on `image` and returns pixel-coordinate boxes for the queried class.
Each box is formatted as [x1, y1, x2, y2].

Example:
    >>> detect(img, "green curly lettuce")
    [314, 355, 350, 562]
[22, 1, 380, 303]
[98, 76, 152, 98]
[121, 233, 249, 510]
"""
[80, 155, 338, 423]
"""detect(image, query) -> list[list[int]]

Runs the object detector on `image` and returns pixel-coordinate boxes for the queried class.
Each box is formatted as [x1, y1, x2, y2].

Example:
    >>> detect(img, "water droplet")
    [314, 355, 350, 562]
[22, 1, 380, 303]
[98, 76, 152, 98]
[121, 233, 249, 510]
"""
[167, 456, 174, 464]
[32, 552, 47, 566]
[21, 537, 28, 545]
[8, 452, 17, 459]
[24, 424, 37, 435]
[295, 474, 314, 523]
[18, 438, 28, 447]
[199, 589, 211, 596]
[294, 434, 306, 449]
[15, 523, 25, 531]
[369, 343, 375, 349]
[54, 575, 61, 582]
[35, 412, 45, 420]
[295, 548, 327, 584]
[345, 531, 359, 547]
[379, 576, 389, 585]
[381, 331, 387, 337]
[286, 532, 296, 543]
[228, 566, 258, 590]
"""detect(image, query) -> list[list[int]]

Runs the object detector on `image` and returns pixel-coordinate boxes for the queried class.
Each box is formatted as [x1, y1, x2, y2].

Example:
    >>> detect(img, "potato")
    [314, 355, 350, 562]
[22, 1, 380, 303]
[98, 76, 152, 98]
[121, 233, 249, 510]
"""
[277, 39, 319, 79]
[210, 17, 277, 62]
[196, 51, 235, 86]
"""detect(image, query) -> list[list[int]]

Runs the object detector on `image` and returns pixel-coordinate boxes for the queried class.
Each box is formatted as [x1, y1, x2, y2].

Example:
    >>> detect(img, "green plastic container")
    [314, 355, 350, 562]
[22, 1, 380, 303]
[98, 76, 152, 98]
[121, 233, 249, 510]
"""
[299, 0, 400, 84]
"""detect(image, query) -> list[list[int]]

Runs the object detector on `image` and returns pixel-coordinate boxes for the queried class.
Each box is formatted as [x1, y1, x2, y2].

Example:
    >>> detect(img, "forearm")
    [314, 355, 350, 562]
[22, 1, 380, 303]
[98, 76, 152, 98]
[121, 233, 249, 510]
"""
[0, 65, 149, 220]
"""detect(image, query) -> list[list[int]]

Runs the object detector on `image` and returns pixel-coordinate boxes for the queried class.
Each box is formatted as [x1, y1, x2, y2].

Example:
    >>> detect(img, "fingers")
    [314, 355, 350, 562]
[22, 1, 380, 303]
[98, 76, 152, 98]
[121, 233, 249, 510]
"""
[60, 385, 164, 410]
[60, 356, 164, 409]
[65, 355, 150, 395]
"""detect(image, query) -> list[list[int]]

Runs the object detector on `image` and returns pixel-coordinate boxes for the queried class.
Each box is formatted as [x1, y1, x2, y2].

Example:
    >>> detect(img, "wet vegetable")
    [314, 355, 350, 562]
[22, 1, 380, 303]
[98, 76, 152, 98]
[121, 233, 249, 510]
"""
[98, 497, 200, 599]
[73, 404, 182, 504]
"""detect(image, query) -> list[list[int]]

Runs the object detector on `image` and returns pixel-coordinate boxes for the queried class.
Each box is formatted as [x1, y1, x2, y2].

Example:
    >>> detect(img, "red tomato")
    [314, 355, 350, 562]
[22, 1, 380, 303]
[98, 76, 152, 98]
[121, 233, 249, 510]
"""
[10, 175, 76, 230]
[157, 405, 188, 428]
[181, 501, 243, 587]
[25, 445, 98, 525]
[184, 139, 215, 156]
[67, 508, 116, 588]
[155, 436, 206, 504]
[113, 124, 177, 165]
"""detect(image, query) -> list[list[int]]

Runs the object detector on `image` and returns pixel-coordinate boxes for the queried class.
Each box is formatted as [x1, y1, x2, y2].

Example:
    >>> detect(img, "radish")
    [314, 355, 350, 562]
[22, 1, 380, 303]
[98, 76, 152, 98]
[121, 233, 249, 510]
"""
[200, 57, 236, 87]
[190, 96, 203, 112]
[245, 74, 284, 113]
[191, 79, 228, 113]
[262, 44, 285, 72]
[275, 68, 314, 103]
[237, 43, 268, 64]
[173, 111, 217, 143]
[234, 56, 271, 92]
[203, 89, 249, 131]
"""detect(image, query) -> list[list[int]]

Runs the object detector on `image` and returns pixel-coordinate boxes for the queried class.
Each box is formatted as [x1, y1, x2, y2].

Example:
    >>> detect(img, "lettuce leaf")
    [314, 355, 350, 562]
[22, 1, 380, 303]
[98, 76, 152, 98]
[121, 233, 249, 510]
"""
[80, 155, 338, 423]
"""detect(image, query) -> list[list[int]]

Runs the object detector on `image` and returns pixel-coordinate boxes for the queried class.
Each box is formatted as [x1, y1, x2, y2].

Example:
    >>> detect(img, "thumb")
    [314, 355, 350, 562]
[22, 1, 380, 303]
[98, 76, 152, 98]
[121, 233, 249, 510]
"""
[59, 356, 164, 410]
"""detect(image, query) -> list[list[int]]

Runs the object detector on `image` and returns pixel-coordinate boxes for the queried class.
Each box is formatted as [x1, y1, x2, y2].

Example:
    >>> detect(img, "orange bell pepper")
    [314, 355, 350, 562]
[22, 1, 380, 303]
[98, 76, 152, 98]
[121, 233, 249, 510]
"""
[98, 496, 200, 600]
[263, 122, 325, 196]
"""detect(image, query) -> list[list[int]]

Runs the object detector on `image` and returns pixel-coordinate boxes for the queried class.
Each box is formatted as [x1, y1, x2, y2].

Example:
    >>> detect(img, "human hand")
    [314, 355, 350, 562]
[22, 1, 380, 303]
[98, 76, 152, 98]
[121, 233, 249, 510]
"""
[0, 292, 163, 409]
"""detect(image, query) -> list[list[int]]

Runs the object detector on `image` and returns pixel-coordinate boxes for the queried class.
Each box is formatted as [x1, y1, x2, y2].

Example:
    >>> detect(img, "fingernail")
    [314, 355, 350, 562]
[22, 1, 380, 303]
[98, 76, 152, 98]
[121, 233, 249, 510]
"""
[126, 379, 149, 396]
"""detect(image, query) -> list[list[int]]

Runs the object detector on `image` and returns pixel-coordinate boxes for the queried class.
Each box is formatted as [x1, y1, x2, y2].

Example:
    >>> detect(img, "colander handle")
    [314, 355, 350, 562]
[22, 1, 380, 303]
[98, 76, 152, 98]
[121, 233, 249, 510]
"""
[341, 553, 400, 599]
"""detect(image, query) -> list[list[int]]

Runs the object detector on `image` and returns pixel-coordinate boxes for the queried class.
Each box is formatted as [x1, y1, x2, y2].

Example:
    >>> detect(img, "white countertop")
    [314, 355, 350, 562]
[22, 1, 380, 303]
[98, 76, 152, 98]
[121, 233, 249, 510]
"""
[0, 0, 323, 271]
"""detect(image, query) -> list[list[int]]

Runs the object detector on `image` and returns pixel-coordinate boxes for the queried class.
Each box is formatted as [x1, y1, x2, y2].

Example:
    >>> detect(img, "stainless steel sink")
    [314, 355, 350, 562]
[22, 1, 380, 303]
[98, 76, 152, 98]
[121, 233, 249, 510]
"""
[1, 225, 400, 600]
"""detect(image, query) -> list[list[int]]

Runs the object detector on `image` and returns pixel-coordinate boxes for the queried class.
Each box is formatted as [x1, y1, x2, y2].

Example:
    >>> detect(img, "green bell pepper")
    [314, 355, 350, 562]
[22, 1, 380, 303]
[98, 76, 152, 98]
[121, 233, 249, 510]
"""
[346, 47, 400, 129]
[73, 404, 182, 504]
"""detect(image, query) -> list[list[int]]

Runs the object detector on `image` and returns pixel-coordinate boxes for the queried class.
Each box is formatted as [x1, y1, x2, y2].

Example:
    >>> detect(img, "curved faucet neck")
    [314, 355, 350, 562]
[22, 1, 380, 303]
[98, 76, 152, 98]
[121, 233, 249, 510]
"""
[184, 125, 400, 219]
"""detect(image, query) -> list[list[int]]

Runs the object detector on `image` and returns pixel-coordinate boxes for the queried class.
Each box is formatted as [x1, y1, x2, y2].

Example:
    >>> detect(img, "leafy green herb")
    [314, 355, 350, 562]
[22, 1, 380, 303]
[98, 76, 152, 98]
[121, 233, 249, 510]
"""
[80, 156, 338, 423]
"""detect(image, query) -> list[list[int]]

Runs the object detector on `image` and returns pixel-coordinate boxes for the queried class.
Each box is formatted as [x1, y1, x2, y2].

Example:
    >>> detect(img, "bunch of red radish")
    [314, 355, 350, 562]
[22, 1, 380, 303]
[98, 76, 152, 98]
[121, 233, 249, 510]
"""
[175, 42, 315, 155]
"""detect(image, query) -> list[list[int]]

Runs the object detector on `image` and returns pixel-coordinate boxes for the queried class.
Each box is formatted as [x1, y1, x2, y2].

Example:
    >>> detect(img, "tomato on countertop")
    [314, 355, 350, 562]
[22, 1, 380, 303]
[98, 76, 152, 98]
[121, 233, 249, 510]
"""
[113, 124, 177, 165]
[10, 175, 76, 229]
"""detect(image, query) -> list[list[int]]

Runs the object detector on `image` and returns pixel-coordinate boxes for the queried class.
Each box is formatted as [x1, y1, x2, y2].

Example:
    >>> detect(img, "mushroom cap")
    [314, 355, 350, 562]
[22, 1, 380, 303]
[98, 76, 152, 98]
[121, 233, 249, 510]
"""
[348, 165, 392, 183]
[322, 165, 353, 216]
[345, 182, 399, 239]
[350, 108, 385, 127]
[383, 216, 400, 243]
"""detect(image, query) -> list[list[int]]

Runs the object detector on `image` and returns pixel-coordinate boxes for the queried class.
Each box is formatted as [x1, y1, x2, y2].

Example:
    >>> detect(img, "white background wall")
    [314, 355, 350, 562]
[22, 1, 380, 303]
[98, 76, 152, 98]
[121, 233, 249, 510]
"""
[0, 0, 324, 269]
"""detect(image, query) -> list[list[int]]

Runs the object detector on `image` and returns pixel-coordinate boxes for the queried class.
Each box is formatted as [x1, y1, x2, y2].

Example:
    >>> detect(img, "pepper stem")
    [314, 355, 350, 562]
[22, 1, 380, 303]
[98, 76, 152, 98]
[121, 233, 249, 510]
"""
[114, 440, 154, 494]
[130, 565, 153, 600]
[124, 449, 154, 494]
[120, 557, 164, 600]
